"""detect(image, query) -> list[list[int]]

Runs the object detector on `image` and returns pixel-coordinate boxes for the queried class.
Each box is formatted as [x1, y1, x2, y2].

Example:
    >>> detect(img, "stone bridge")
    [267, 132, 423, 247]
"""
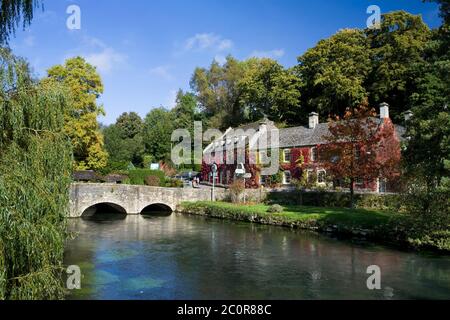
[69, 183, 225, 217]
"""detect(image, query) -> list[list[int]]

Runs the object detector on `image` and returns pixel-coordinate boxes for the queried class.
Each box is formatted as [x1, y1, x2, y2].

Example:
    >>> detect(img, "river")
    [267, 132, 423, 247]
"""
[64, 213, 450, 300]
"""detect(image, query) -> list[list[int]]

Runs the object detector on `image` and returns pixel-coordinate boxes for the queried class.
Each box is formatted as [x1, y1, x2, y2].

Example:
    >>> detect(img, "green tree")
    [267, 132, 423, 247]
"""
[239, 58, 301, 123]
[116, 112, 144, 139]
[172, 90, 198, 133]
[103, 112, 145, 168]
[402, 2, 449, 220]
[0, 0, 40, 44]
[0, 48, 72, 299]
[366, 11, 431, 121]
[296, 28, 371, 118]
[190, 55, 246, 129]
[142, 107, 174, 162]
[45, 57, 108, 170]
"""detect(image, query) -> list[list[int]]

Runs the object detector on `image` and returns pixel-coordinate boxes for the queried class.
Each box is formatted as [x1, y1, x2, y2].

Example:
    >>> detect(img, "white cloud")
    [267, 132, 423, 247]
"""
[64, 35, 127, 74]
[183, 33, 233, 52]
[85, 47, 126, 74]
[249, 49, 285, 59]
[149, 65, 173, 81]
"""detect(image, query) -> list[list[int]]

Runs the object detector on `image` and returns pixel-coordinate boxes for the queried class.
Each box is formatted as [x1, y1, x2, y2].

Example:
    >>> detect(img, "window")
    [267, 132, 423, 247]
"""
[283, 171, 292, 185]
[311, 147, 318, 162]
[260, 175, 268, 186]
[355, 178, 364, 187]
[283, 149, 292, 163]
[317, 170, 326, 184]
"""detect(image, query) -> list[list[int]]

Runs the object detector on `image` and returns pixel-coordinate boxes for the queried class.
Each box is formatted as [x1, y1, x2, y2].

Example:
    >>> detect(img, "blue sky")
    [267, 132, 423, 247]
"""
[10, 0, 441, 124]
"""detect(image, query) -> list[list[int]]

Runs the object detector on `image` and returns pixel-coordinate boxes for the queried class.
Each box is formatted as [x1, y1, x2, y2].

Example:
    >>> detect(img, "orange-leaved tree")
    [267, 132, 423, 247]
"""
[320, 101, 401, 208]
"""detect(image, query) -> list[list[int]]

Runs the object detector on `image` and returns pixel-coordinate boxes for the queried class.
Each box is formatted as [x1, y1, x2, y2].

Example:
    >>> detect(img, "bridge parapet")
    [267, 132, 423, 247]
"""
[69, 183, 226, 217]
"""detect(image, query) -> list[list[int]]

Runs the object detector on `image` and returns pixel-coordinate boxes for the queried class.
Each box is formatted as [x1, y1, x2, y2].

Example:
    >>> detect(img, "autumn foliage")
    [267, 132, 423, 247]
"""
[321, 102, 401, 207]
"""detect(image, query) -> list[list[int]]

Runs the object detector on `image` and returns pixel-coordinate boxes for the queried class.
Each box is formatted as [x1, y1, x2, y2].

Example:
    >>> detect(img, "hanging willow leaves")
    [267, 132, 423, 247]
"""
[0, 0, 41, 44]
[0, 48, 72, 300]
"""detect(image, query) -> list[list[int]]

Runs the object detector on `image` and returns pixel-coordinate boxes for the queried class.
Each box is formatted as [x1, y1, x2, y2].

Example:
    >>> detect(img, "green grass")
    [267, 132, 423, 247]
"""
[178, 201, 423, 248]
[181, 201, 402, 228]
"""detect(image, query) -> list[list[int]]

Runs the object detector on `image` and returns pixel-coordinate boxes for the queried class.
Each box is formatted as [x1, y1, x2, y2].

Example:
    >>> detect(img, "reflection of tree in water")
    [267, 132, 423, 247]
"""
[64, 215, 450, 299]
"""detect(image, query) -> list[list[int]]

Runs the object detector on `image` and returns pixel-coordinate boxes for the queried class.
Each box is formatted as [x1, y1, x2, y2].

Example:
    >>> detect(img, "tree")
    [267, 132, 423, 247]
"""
[103, 112, 145, 168]
[366, 11, 431, 121]
[0, 48, 72, 299]
[142, 107, 174, 162]
[402, 1, 450, 218]
[321, 102, 401, 207]
[296, 29, 371, 118]
[0, 0, 40, 44]
[172, 90, 198, 134]
[239, 58, 301, 123]
[190, 55, 246, 129]
[191, 55, 302, 128]
[116, 112, 144, 139]
[45, 57, 108, 170]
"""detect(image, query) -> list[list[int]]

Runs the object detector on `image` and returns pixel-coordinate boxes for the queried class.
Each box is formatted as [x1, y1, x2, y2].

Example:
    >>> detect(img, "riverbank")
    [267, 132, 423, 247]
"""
[178, 201, 450, 252]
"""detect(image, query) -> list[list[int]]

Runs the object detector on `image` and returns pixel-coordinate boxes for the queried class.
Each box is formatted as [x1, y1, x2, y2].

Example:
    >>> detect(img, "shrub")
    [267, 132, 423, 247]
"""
[266, 190, 403, 210]
[128, 169, 165, 186]
[165, 178, 183, 188]
[99, 160, 129, 175]
[267, 204, 284, 213]
[229, 180, 245, 203]
[145, 175, 161, 187]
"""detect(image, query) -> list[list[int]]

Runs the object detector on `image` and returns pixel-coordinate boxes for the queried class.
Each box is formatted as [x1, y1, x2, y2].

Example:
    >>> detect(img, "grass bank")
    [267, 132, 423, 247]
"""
[178, 201, 450, 252]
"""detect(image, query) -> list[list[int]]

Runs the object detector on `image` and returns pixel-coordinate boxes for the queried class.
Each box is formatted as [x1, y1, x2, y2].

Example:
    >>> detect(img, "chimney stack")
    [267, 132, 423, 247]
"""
[309, 112, 319, 129]
[379, 102, 390, 119]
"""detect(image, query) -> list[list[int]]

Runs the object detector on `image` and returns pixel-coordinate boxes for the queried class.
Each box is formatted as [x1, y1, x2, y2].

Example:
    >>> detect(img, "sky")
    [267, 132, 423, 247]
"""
[9, 0, 441, 125]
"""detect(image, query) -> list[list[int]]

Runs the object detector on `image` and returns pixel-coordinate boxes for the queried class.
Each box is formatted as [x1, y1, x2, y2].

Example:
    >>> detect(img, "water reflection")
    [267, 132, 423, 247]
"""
[64, 214, 450, 300]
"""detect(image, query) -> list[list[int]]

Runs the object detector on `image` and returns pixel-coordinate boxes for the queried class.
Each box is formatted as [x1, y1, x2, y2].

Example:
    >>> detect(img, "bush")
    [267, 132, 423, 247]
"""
[266, 190, 402, 210]
[229, 180, 245, 203]
[165, 178, 183, 188]
[128, 169, 165, 186]
[99, 160, 129, 175]
[267, 204, 284, 213]
[145, 175, 161, 186]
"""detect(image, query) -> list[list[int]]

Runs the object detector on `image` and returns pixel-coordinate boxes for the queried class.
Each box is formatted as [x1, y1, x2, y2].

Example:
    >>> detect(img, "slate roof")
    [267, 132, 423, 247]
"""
[276, 118, 406, 148]
[203, 117, 406, 153]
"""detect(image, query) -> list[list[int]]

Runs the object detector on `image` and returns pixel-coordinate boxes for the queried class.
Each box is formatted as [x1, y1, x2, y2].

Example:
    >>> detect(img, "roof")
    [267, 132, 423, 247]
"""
[204, 117, 406, 153]
[73, 170, 99, 181]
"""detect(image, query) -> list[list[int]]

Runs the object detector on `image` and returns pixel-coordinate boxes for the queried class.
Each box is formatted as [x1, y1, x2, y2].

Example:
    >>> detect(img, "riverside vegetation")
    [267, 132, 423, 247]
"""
[0, 49, 72, 299]
[179, 201, 450, 252]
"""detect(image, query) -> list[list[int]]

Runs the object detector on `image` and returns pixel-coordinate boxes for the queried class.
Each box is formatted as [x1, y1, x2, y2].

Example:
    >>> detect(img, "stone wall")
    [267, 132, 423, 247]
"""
[69, 183, 222, 217]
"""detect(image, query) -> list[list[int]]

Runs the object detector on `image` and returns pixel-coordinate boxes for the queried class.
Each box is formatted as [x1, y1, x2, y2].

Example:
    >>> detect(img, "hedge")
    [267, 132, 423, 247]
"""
[128, 169, 166, 186]
[265, 191, 403, 211]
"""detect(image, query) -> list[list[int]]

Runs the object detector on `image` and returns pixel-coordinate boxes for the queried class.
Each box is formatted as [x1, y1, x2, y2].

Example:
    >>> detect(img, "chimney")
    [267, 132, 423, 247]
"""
[309, 112, 319, 129]
[404, 110, 413, 122]
[379, 102, 390, 119]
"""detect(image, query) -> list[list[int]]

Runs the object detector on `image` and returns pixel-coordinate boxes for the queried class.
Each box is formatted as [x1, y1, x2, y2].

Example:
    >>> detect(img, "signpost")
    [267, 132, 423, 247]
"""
[234, 163, 251, 203]
[211, 163, 218, 202]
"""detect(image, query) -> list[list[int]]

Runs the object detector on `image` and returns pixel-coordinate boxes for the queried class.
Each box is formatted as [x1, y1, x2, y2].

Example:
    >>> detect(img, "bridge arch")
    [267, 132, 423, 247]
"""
[140, 203, 174, 215]
[81, 202, 127, 217]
